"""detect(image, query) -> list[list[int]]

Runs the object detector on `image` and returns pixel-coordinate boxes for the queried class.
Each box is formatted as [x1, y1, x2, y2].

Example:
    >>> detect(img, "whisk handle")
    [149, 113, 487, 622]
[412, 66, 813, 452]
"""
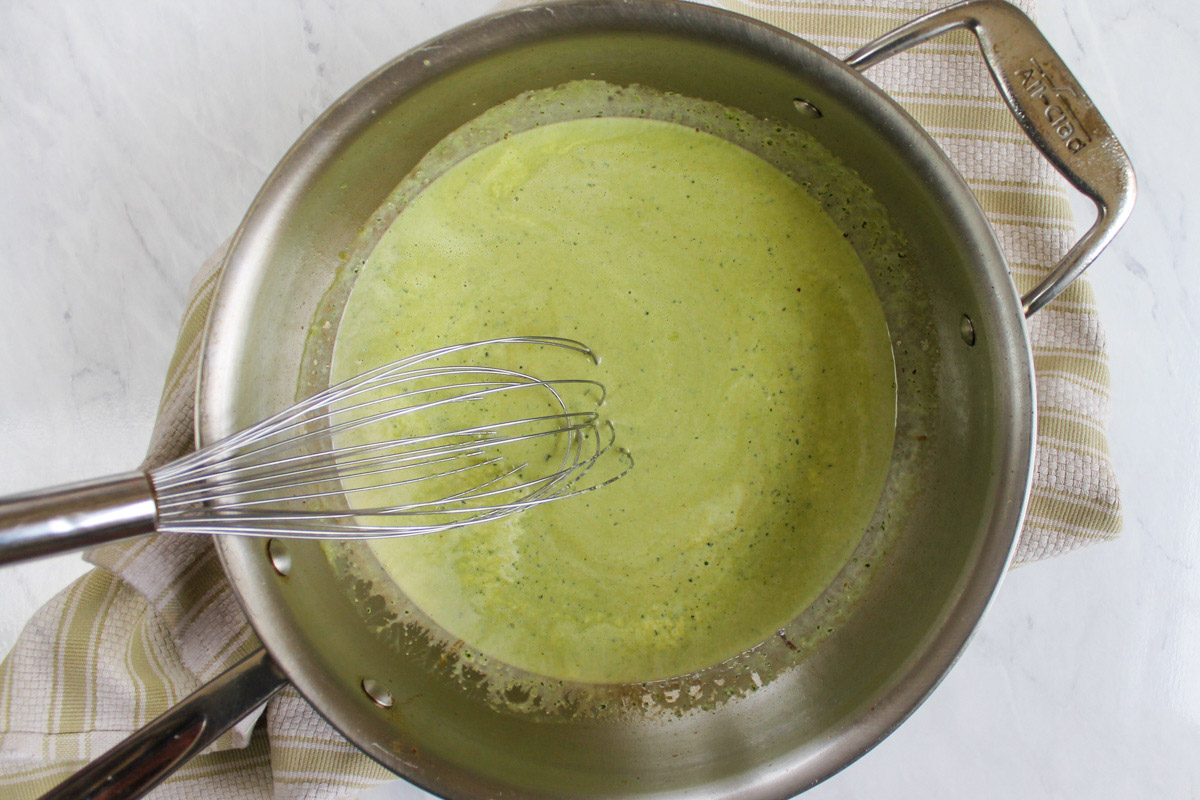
[0, 471, 157, 565]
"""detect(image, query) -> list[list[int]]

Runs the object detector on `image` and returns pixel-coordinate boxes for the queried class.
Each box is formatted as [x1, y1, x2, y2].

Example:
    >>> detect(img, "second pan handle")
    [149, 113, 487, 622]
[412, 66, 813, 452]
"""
[846, 0, 1136, 317]
[39, 648, 288, 800]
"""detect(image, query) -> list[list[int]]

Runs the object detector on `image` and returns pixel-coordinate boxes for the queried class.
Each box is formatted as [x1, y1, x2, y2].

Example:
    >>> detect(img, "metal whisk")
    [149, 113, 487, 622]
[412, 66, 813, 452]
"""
[0, 337, 630, 565]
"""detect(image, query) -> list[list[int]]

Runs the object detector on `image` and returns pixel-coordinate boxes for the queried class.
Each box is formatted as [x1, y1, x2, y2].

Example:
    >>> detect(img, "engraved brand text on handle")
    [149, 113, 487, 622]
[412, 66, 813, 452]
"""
[1016, 58, 1092, 153]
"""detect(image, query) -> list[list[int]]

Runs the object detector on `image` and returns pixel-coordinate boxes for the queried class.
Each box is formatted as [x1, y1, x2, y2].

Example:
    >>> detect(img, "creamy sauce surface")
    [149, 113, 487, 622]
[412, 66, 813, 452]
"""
[331, 117, 896, 683]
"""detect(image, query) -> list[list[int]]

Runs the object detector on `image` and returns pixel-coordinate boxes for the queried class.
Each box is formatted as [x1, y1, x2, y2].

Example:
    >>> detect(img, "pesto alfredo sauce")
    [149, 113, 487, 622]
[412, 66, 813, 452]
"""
[331, 116, 896, 684]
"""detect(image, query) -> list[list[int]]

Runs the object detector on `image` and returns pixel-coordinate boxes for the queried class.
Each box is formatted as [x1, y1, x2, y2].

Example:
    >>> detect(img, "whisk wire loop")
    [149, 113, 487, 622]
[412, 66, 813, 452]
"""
[149, 337, 630, 539]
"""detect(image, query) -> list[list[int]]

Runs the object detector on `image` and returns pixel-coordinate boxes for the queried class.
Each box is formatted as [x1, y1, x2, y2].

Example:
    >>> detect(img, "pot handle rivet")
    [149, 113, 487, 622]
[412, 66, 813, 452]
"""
[792, 98, 822, 119]
[960, 314, 976, 346]
[362, 678, 394, 708]
[267, 539, 292, 576]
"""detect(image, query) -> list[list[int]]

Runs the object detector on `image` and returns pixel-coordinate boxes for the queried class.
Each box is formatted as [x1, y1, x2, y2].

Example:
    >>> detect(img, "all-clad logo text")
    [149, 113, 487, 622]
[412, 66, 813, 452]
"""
[1016, 58, 1092, 154]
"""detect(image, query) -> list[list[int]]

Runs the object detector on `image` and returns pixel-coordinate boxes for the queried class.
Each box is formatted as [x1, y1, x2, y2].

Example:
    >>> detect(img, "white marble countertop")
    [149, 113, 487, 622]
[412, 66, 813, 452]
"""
[1, 0, 1195, 796]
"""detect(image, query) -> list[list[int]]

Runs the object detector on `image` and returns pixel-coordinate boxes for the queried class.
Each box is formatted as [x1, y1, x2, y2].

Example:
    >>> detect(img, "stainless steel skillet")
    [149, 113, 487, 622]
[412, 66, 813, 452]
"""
[38, 1, 1134, 798]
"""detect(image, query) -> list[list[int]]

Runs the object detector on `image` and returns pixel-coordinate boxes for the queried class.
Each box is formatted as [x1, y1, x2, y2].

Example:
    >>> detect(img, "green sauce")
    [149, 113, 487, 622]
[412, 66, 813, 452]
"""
[331, 117, 896, 684]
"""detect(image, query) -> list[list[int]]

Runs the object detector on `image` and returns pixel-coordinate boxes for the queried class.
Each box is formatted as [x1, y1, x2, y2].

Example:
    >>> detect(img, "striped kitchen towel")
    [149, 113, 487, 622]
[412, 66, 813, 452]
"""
[0, 0, 1122, 797]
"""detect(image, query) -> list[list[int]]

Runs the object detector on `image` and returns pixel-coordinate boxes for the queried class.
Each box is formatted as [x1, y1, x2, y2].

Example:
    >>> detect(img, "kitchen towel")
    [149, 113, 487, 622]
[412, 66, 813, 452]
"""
[0, 0, 1122, 797]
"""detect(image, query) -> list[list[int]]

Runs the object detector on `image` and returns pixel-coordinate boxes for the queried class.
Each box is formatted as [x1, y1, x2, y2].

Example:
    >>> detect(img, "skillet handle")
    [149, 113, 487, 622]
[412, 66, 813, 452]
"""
[39, 648, 288, 800]
[846, 0, 1135, 317]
